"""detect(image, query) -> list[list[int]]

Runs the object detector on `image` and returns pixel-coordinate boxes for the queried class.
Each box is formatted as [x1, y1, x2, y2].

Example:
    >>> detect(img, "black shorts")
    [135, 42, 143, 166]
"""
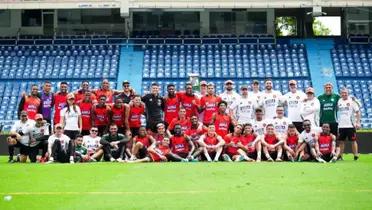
[19, 144, 31, 155]
[338, 128, 357, 141]
[321, 122, 338, 136]
[138, 147, 148, 159]
[321, 153, 333, 162]
[293, 122, 303, 133]
[247, 152, 257, 160]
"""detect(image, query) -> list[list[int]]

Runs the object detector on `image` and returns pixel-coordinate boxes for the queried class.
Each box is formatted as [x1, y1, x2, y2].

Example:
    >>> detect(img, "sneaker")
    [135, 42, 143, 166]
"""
[267, 158, 274, 162]
[8, 158, 15, 163]
[46, 160, 54, 164]
[110, 157, 116, 162]
[190, 158, 199, 162]
[181, 159, 189, 162]
[222, 154, 232, 162]
[117, 158, 125, 163]
[354, 155, 359, 161]
[289, 156, 295, 162]
[275, 158, 283, 162]
[256, 158, 261, 162]
[330, 157, 337, 163]
[236, 155, 245, 162]
[316, 157, 326, 163]
[70, 160, 75, 164]
[89, 158, 97, 162]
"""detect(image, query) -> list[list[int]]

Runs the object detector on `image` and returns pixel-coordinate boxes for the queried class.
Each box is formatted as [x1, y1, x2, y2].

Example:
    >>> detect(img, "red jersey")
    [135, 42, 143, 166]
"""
[318, 134, 333, 155]
[129, 105, 144, 128]
[200, 95, 221, 124]
[75, 90, 97, 103]
[185, 126, 206, 142]
[168, 117, 191, 133]
[286, 134, 299, 150]
[149, 145, 171, 162]
[111, 105, 126, 127]
[164, 96, 180, 125]
[214, 113, 231, 137]
[171, 135, 190, 154]
[177, 92, 199, 117]
[240, 134, 256, 153]
[23, 96, 41, 120]
[152, 133, 169, 145]
[134, 135, 151, 148]
[224, 134, 240, 155]
[95, 89, 114, 104]
[78, 100, 93, 130]
[53, 92, 68, 124]
[265, 134, 278, 145]
[203, 134, 218, 146]
[93, 105, 110, 126]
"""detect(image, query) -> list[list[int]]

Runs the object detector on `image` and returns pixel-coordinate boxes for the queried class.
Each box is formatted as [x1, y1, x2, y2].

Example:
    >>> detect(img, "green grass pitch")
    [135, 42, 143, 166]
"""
[0, 154, 371, 210]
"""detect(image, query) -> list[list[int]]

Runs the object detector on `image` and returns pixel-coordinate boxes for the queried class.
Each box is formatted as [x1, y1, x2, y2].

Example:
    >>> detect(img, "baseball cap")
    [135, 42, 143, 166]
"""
[200, 80, 207, 86]
[35, 114, 43, 120]
[224, 80, 234, 85]
[324, 82, 333, 87]
[306, 87, 315, 94]
[289, 80, 297, 85]
[122, 80, 130, 85]
[240, 85, 248, 90]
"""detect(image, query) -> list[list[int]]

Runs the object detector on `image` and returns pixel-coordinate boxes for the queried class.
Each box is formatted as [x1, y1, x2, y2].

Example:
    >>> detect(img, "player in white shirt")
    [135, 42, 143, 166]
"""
[219, 80, 241, 110]
[83, 126, 104, 161]
[272, 105, 292, 138]
[46, 123, 74, 164]
[283, 80, 307, 132]
[300, 87, 320, 129]
[28, 114, 50, 163]
[8, 110, 35, 163]
[297, 120, 325, 163]
[337, 88, 361, 160]
[230, 85, 257, 124]
[251, 108, 270, 136]
[259, 79, 283, 120]
[250, 80, 263, 103]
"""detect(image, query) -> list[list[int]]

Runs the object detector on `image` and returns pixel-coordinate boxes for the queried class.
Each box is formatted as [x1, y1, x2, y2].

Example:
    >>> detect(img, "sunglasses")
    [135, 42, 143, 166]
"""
[91, 129, 98, 132]
[68, 98, 75, 100]
[21, 115, 27, 117]
[123, 85, 129, 87]
[56, 127, 62, 129]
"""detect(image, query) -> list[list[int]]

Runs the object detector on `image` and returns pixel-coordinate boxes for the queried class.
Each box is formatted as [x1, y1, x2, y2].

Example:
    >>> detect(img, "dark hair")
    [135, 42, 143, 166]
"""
[167, 84, 175, 88]
[255, 108, 263, 113]
[218, 101, 228, 107]
[109, 123, 118, 128]
[151, 82, 159, 87]
[288, 124, 296, 129]
[303, 119, 311, 124]
[75, 134, 83, 139]
[60, 82, 68, 85]
[266, 124, 274, 128]
[264, 78, 272, 83]
[44, 81, 51, 85]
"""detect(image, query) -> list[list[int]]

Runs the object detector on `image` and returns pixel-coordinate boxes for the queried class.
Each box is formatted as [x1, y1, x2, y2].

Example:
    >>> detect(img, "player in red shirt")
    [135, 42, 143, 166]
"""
[92, 95, 111, 136]
[199, 83, 222, 125]
[169, 124, 195, 161]
[128, 95, 145, 137]
[110, 98, 130, 135]
[262, 124, 284, 162]
[212, 101, 235, 138]
[177, 82, 200, 117]
[197, 124, 225, 162]
[163, 84, 180, 126]
[74, 81, 97, 103]
[283, 124, 304, 162]
[153, 123, 171, 145]
[94, 79, 115, 104]
[130, 127, 156, 161]
[316, 123, 339, 162]
[222, 124, 243, 162]
[77, 91, 94, 135]
[237, 123, 261, 162]
[184, 115, 205, 160]
[167, 107, 191, 135]
[18, 84, 41, 120]
[53, 82, 69, 124]
[147, 137, 171, 162]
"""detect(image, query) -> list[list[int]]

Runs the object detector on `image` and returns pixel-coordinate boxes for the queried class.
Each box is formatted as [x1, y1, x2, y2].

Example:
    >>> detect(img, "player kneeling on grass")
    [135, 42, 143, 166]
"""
[100, 124, 130, 162]
[46, 124, 74, 164]
[170, 124, 195, 162]
[283, 124, 302, 162]
[130, 127, 156, 161]
[222, 124, 243, 162]
[261, 124, 284, 162]
[317, 123, 339, 163]
[297, 120, 326, 163]
[237, 123, 261, 162]
[197, 124, 225, 162]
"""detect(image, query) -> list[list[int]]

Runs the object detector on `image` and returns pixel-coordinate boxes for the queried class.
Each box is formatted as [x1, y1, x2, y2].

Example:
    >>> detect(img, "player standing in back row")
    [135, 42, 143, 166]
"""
[318, 82, 340, 136]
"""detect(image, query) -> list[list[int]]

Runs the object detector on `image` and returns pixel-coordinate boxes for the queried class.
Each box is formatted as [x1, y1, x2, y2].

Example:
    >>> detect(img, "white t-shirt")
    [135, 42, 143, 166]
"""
[251, 119, 270, 136]
[301, 98, 320, 127]
[60, 105, 81, 131]
[250, 91, 263, 104]
[272, 117, 292, 136]
[230, 96, 257, 124]
[83, 135, 101, 152]
[337, 97, 360, 128]
[48, 134, 71, 151]
[11, 119, 35, 145]
[219, 91, 241, 109]
[299, 129, 319, 144]
[29, 123, 50, 147]
[283, 91, 307, 122]
[259, 90, 283, 120]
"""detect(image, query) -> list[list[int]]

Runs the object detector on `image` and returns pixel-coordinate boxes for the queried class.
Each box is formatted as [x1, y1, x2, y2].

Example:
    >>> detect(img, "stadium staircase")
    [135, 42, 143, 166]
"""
[117, 46, 144, 92]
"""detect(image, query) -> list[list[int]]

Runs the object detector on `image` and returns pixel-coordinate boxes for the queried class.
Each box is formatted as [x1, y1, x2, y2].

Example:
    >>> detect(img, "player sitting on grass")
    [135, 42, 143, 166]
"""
[283, 124, 301, 162]
[198, 124, 225, 162]
[100, 124, 130, 162]
[74, 134, 91, 162]
[261, 124, 284, 162]
[130, 126, 156, 161]
[147, 137, 172, 162]
[237, 123, 261, 162]
[316, 123, 339, 163]
[184, 115, 205, 160]
[46, 124, 74, 164]
[222, 124, 243, 162]
[170, 124, 195, 161]
[296, 120, 326, 163]
[83, 127, 103, 161]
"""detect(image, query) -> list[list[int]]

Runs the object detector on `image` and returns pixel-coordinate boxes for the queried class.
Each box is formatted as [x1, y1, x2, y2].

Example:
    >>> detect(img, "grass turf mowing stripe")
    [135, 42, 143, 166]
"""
[0, 190, 220, 195]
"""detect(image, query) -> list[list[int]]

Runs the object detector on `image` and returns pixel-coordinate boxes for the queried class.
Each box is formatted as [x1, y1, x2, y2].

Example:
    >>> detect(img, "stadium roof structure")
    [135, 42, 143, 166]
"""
[0, 0, 371, 10]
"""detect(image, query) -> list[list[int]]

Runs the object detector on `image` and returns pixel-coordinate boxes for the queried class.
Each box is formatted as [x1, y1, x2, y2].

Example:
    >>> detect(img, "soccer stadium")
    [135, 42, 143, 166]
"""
[0, 0, 372, 209]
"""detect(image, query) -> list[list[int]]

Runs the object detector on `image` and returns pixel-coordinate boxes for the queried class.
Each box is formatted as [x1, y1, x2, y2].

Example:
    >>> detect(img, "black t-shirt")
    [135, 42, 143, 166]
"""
[100, 133, 129, 145]
[142, 94, 164, 121]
